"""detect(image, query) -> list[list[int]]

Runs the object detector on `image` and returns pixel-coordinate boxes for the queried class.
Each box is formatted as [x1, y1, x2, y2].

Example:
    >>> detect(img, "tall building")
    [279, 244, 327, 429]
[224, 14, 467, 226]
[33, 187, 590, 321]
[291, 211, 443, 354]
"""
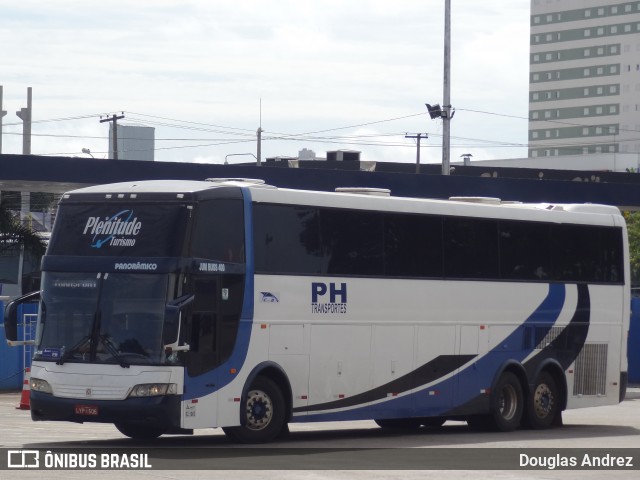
[108, 124, 155, 161]
[529, 0, 640, 160]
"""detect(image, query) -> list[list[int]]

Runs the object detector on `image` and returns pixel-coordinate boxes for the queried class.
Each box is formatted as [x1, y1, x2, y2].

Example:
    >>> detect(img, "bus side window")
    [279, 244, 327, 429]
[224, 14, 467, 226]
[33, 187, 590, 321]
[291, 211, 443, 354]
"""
[191, 199, 245, 264]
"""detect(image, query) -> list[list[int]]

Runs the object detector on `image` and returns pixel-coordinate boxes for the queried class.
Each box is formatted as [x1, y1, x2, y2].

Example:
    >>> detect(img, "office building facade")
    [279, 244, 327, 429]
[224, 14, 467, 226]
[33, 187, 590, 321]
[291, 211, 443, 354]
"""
[529, 0, 640, 160]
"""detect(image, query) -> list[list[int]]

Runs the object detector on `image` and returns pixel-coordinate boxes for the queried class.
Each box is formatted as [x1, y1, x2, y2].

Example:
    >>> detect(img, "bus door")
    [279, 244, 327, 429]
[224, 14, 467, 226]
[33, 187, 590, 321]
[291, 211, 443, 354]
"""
[182, 273, 244, 428]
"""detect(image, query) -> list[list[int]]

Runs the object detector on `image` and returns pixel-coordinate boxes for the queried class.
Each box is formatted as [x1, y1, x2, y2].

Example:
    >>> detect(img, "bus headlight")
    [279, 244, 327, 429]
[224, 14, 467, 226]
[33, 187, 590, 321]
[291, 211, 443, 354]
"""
[30, 378, 52, 394]
[128, 383, 178, 398]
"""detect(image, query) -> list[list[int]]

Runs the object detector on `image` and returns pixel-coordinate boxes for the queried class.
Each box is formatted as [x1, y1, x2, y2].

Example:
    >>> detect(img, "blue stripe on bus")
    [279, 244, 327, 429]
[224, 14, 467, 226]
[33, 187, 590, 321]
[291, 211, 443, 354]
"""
[184, 187, 256, 400]
[292, 283, 568, 422]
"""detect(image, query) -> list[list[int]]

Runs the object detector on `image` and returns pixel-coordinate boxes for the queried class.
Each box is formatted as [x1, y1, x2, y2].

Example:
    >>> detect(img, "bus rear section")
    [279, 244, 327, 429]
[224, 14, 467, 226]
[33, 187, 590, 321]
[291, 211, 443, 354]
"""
[248, 191, 629, 435]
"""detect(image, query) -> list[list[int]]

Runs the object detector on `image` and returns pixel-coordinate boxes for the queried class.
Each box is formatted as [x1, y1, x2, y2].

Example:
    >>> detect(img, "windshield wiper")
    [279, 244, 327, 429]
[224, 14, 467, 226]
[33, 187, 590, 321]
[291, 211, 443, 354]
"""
[56, 334, 91, 365]
[100, 335, 131, 369]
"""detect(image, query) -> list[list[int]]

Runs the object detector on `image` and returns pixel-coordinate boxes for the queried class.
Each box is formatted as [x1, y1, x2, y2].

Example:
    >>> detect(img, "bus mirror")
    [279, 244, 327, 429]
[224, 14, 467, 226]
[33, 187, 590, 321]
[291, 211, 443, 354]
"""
[3, 290, 40, 345]
[168, 293, 195, 310]
[163, 294, 194, 353]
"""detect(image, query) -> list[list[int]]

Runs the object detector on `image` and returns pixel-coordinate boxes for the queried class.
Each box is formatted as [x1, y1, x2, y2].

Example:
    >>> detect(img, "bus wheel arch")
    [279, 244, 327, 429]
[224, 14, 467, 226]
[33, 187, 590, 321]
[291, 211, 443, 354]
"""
[223, 362, 292, 443]
[242, 362, 293, 423]
[470, 362, 527, 432]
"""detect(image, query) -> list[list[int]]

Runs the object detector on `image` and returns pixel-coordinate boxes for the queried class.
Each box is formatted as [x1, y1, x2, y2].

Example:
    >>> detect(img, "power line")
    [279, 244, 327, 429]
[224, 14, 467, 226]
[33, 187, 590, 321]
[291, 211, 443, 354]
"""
[125, 112, 256, 133]
[264, 112, 428, 138]
[38, 138, 257, 157]
[2, 113, 105, 127]
[15, 106, 640, 157]
[1, 108, 526, 154]
[457, 106, 640, 137]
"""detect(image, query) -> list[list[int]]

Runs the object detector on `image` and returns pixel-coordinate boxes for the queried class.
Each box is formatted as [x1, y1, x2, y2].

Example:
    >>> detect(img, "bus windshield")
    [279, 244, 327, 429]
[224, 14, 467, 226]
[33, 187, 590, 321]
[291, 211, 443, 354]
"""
[35, 272, 172, 366]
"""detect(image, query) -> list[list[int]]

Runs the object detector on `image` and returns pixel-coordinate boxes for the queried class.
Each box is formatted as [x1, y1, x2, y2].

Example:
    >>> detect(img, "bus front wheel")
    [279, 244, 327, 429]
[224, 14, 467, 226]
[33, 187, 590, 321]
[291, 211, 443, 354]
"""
[223, 376, 286, 444]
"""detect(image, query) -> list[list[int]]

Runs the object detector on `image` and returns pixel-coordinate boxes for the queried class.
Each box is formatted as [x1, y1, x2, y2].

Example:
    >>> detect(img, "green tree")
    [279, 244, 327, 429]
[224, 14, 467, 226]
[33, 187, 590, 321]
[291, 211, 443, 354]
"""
[624, 210, 640, 288]
[0, 199, 47, 257]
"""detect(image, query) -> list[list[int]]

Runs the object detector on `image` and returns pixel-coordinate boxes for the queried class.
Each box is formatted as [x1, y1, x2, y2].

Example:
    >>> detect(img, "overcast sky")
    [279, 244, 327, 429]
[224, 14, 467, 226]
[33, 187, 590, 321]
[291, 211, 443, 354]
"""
[0, 0, 531, 165]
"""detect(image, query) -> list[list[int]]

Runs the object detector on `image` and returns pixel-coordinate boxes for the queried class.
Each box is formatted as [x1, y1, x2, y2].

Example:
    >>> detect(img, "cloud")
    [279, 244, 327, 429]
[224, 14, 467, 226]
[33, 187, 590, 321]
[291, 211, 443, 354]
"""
[0, 0, 531, 163]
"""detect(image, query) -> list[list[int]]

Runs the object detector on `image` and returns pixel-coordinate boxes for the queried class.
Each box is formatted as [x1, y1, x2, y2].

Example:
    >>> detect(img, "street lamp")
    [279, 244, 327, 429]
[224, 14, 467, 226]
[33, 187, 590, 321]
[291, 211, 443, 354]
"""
[81, 148, 94, 158]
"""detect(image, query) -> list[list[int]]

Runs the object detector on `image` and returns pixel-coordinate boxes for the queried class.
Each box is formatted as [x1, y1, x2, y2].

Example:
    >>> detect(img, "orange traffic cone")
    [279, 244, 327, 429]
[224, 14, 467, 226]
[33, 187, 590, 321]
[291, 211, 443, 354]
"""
[16, 367, 31, 410]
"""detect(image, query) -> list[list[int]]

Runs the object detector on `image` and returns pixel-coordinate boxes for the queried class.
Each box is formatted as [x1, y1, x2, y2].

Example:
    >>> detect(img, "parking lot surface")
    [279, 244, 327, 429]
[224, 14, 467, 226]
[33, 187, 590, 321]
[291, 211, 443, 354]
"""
[1, 388, 639, 479]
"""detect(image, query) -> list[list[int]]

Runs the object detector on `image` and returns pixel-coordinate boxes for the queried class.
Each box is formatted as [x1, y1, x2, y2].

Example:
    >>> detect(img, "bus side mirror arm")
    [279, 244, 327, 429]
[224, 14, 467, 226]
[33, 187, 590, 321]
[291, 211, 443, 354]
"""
[163, 294, 194, 353]
[164, 311, 190, 353]
[7, 339, 36, 347]
[3, 290, 40, 345]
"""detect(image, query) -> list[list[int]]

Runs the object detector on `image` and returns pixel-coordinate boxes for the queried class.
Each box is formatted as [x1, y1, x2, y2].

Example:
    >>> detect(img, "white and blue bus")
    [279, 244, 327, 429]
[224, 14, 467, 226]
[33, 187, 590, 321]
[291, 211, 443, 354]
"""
[3, 179, 630, 443]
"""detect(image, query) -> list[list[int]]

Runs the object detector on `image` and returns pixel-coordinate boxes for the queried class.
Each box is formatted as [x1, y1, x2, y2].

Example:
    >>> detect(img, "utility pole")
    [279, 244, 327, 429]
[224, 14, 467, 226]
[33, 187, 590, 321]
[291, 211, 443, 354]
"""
[256, 127, 263, 166]
[16, 87, 32, 155]
[405, 133, 428, 173]
[0, 86, 7, 154]
[100, 113, 125, 160]
[256, 99, 262, 166]
[442, 0, 452, 175]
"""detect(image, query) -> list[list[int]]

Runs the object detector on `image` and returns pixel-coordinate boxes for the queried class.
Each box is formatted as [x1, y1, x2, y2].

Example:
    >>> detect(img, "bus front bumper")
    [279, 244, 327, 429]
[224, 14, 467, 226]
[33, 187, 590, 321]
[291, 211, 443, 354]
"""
[30, 390, 182, 428]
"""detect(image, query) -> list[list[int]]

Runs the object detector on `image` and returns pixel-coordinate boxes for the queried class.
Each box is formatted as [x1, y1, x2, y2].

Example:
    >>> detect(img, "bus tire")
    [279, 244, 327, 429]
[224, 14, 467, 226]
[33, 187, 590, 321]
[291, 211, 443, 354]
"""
[374, 418, 422, 430]
[223, 376, 286, 444]
[114, 422, 167, 439]
[525, 371, 559, 429]
[488, 371, 524, 432]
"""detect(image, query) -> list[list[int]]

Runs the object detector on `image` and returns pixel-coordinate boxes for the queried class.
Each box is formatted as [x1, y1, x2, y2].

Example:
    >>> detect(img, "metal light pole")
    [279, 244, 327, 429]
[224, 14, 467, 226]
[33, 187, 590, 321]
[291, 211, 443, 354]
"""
[16, 87, 32, 155]
[442, 0, 451, 175]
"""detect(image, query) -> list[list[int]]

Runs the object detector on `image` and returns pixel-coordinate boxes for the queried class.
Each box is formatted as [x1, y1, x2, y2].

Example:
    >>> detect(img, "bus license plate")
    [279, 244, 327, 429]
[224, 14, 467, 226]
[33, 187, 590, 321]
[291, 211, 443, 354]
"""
[75, 405, 99, 416]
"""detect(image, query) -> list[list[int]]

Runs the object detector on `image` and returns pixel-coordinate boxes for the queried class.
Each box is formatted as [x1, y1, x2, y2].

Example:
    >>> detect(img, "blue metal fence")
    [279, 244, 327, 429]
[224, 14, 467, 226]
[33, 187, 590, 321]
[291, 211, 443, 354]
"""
[629, 297, 640, 384]
[0, 300, 38, 391]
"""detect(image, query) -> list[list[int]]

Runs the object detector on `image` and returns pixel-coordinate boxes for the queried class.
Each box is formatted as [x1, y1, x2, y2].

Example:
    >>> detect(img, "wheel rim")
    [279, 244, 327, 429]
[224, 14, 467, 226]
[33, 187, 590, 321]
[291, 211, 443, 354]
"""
[533, 383, 554, 419]
[245, 389, 273, 431]
[498, 384, 518, 421]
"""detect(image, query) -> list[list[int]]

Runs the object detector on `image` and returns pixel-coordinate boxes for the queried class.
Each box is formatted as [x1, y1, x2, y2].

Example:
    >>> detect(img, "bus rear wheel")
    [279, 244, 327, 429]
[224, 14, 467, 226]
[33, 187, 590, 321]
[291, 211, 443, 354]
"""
[490, 371, 524, 431]
[525, 371, 559, 429]
[468, 371, 523, 432]
[115, 422, 167, 439]
[223, 376, 286, 444]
